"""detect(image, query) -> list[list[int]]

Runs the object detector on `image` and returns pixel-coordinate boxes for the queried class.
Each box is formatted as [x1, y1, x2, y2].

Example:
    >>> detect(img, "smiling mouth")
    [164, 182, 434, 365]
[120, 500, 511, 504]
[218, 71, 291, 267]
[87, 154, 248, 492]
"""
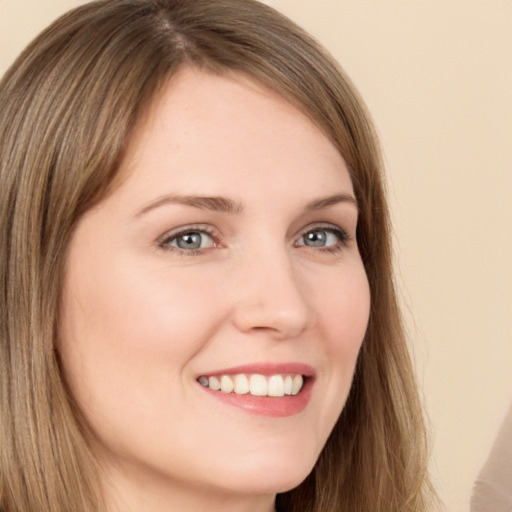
[197, 373, 304, 397]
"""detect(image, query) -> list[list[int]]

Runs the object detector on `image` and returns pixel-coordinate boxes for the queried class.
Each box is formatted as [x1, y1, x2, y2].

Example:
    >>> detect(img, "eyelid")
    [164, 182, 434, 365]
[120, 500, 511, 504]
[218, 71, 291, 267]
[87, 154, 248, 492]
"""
[295, 222, 352, 248]
[157, 224, 221, 253]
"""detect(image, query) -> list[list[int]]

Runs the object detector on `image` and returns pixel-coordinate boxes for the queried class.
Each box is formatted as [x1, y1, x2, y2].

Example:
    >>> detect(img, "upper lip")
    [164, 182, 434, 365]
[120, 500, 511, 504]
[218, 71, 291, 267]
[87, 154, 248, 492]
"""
[197, 362, 316, 378]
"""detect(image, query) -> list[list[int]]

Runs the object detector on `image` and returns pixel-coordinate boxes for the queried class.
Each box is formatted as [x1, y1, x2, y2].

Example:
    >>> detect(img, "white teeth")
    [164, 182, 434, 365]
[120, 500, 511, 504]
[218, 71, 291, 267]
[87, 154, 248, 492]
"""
[208, 376, 221, 391]
[291, 375, 303, 396]
[234, 374, 249, 394]
[284, 375, 293, 395]
[220, 375, 234, 393]
[199, 373, 305, 397]
[267, 375, 284, 397]
[249, 374, 267, 396]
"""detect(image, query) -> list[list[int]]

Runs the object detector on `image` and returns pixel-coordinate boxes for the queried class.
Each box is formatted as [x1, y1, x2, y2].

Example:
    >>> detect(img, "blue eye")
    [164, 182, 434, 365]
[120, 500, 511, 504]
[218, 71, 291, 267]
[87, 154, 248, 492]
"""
[161, 230, 215, 251]
[296, 227, 348, 249]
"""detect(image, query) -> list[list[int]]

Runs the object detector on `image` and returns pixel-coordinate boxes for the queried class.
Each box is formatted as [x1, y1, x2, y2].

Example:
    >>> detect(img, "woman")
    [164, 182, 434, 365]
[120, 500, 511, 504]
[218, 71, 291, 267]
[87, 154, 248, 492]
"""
[0, 1, 434, 511]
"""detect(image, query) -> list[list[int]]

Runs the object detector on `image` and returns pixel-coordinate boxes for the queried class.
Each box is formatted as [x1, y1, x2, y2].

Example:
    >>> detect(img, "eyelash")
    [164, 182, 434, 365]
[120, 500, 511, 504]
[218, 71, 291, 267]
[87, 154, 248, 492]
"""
[158, 225, 218, 256]
[296, 224, 351, 254]
[157, 223, 352, 256]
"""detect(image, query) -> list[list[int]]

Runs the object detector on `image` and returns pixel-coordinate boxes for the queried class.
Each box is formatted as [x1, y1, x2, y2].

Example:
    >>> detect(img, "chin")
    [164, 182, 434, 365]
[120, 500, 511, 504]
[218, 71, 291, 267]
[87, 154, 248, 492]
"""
[208, 446, 318, 496]
[217, 471, 311, 497]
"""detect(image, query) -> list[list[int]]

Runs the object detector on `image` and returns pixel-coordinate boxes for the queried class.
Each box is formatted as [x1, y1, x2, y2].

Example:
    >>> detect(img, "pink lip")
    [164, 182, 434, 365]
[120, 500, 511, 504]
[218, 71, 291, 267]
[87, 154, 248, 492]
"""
[197, 362, 315, 418]
[198, 362, 316, 378]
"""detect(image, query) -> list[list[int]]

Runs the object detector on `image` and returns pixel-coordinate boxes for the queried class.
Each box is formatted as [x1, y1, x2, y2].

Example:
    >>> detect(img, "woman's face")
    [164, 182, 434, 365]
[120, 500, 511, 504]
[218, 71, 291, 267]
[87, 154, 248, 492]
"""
[58, 68, 370, 510]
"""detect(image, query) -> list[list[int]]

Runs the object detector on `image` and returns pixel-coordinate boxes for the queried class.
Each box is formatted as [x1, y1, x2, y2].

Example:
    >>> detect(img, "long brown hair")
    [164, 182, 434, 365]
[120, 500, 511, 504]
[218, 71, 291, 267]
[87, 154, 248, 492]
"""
[0, 1, 434, 510]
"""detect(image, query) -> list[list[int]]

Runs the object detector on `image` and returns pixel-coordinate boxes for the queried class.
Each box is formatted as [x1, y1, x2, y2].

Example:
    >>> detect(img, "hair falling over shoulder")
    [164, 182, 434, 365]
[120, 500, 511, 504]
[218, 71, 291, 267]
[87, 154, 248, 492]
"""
[0, 1, 437, 510]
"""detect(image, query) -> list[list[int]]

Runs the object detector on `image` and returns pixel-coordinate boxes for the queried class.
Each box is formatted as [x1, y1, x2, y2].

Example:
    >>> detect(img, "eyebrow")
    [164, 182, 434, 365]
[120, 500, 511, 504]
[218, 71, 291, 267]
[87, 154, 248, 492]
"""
[136, 195, 244, 217]
[305, 194, 358, 211]
[135, 192, 358, 217]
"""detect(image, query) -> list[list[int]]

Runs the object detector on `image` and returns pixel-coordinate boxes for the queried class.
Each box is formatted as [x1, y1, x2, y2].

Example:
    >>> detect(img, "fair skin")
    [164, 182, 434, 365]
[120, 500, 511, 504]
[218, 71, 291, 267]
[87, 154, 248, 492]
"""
[57, 68, 370, 512]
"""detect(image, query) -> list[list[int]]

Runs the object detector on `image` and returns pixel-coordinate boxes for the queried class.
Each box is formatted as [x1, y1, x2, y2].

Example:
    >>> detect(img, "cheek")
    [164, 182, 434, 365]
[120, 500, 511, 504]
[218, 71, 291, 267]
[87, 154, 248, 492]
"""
[57, 258, 227, 418]
[319, 263, 370, 357]
[62, 259, 223, 353]
[57, 258, 233, 468]
[312, 262, 370, 419]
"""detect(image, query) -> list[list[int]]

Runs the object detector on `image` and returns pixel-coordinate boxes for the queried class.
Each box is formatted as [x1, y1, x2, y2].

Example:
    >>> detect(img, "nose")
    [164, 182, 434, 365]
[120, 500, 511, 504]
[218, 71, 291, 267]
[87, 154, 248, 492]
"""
[231, 250, 315, 340]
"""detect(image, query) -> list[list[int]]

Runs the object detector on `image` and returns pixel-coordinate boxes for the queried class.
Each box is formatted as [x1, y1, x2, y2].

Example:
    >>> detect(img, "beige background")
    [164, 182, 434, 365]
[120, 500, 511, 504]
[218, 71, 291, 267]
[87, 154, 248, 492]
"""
[1, 1, 511, 510]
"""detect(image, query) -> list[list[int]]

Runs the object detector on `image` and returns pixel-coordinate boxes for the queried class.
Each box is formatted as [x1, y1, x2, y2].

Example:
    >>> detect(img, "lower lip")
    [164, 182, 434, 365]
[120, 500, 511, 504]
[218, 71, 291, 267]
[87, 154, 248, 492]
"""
[199, 378, 313, 417]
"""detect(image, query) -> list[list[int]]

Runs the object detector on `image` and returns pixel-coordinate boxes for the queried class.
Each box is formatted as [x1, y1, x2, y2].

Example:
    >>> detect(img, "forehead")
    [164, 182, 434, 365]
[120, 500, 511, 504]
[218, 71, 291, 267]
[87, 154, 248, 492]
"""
[114, 67, 353, 204]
